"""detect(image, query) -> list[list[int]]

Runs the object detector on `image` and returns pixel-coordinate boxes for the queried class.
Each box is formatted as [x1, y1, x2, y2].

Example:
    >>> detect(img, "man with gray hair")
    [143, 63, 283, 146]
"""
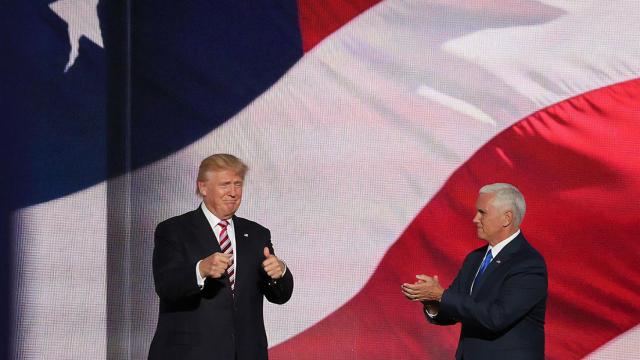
[402, 183, 547, 359]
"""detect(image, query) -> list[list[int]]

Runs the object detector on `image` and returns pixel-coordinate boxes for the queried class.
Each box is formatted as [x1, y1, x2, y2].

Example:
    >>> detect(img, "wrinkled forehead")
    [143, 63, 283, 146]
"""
[204, 168, 245, 181]
[476, 192, 496, 204]
[476, 192, 500, 211]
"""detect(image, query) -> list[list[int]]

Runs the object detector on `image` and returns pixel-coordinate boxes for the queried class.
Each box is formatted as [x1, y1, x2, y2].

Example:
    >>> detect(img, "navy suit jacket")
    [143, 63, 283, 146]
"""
[428, 233, 547, 360]
[148, 207, 294, 360]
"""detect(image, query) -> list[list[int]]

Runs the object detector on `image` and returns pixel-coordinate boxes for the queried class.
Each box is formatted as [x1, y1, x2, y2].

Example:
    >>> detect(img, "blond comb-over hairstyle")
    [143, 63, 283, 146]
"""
[196, 154, 249, 196]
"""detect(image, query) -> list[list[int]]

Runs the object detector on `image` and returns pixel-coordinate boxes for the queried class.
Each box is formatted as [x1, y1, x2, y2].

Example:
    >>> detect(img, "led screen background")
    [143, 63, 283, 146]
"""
[8, 1, 640, 359]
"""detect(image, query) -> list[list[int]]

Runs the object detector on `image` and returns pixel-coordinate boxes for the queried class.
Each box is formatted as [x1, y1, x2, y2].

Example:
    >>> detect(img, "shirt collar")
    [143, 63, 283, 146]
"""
[488, 229, 520, 258]
[201, 202, 234, 229]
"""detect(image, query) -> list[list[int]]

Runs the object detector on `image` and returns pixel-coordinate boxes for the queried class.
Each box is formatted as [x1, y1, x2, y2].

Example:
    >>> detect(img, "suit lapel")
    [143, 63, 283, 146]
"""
[191, 206, 222, 255]
[472, 233, 525, 295]
[232, 216, 251, 297]
[466, 248, 487, 293]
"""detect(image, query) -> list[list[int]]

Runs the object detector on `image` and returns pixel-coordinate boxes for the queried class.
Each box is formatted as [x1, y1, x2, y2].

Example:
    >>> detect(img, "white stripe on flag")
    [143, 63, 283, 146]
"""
[585, 325, 640, 360]
[13, 0, 640, 357]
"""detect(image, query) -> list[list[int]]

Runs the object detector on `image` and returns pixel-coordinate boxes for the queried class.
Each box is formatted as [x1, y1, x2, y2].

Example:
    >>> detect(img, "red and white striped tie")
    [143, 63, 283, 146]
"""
[218, 220, 235, 292]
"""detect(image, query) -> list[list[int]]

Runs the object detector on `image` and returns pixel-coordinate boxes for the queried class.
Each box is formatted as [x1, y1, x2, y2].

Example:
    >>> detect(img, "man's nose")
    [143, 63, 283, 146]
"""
[472, 213, 480, 223]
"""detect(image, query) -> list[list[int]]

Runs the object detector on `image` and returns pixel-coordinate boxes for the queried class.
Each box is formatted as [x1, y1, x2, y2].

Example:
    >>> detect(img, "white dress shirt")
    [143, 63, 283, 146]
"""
[196, 202, 237, 287]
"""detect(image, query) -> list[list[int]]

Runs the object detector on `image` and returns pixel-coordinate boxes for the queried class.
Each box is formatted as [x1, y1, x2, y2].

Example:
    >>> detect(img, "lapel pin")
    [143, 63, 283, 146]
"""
[496, 260, 501, 264]
[243, 233, 248, 237]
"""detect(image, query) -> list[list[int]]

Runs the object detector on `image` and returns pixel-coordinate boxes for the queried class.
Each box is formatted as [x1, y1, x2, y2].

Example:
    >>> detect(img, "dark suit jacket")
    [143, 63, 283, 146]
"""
[428, 233, 547, 360]
[148, 207, 294, 360]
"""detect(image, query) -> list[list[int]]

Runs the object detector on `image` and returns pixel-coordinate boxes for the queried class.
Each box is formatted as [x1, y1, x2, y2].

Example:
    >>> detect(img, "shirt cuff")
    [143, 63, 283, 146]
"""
[424, 305, 438, 318]
[280, 261, 288, 278]
[196, 260, 205, 288]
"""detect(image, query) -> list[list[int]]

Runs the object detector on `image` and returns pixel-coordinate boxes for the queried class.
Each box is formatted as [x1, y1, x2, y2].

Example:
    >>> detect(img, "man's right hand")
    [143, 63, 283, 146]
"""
[198, 252, 232, 278]
[401, 274, 444, 302]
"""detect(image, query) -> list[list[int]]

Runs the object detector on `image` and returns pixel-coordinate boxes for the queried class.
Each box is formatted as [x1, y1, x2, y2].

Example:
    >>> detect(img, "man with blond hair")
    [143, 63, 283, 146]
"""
[149, 154, 294, 360]
[402, 183, 547, 359]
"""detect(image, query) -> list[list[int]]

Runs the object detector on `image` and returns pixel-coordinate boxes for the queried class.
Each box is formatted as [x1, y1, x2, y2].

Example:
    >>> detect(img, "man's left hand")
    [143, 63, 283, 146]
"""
[262, 247, 285, 280]
[401, 274, 444, 302]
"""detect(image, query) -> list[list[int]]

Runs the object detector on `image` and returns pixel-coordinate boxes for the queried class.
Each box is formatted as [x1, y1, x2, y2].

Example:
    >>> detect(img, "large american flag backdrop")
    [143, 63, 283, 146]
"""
[5, 0, 640, 359]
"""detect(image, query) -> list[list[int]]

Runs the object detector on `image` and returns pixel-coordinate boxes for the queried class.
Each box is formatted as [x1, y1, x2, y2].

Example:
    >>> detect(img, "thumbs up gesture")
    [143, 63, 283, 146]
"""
[262, 247, 286, 280]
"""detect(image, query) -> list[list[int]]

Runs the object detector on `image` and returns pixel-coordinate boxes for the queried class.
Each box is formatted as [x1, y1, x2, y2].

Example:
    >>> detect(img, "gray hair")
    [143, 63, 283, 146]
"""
[479, 183, 526, 227]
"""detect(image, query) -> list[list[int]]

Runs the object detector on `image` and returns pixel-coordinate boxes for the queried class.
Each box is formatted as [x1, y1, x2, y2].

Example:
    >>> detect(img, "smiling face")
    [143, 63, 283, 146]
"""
[198, 169, 244, 220]
[472, 192, 513, 246]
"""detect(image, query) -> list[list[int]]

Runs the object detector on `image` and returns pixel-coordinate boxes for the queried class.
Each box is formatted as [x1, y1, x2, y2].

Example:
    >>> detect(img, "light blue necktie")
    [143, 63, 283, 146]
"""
[473, 250, 493, 290]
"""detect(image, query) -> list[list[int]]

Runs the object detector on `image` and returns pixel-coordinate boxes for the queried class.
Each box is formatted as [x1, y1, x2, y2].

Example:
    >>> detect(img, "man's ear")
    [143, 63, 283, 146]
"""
[503, 210, 513, 227]
[197, 181, 206, 196]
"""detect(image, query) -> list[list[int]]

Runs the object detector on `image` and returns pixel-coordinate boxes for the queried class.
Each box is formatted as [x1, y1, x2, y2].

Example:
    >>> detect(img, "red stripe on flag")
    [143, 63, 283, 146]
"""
[295, 1, 563, 53]
[270, 78, 640, 359]
[296, 0, 381, 52]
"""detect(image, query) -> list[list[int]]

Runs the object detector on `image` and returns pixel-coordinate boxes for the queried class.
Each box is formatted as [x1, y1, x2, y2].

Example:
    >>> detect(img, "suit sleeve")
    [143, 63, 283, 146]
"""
[152, 220, 202, 303]
[426, 264, 465, 326]
[438, 256, 547, 333]
[261, 233, 294, 305]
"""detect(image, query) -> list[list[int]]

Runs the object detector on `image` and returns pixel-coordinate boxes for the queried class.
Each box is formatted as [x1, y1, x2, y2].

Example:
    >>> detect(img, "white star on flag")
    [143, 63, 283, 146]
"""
[49, 0, 103, 72]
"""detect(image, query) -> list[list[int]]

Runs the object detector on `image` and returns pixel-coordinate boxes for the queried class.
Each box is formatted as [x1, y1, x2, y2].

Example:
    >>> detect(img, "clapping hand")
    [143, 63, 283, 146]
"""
[401, 274, 444, 302]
